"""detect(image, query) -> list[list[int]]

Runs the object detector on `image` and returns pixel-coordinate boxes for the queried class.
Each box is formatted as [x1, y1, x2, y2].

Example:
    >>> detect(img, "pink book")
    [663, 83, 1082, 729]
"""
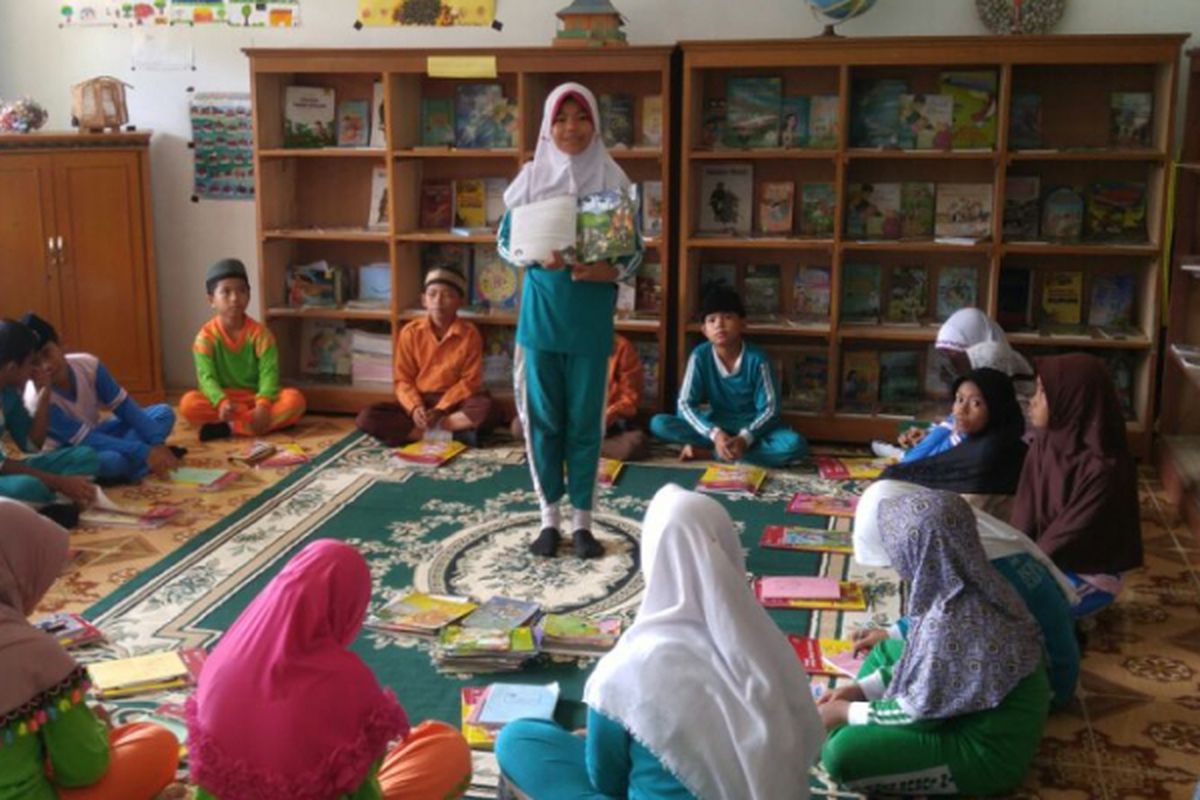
[787, 492, 859, 517]
[823, 648, 868, 678]
[758, 576, 842, 601]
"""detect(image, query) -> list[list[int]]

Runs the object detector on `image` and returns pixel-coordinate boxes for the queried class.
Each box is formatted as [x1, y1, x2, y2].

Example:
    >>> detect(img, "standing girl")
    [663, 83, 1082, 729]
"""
[498, 82, 643, 559]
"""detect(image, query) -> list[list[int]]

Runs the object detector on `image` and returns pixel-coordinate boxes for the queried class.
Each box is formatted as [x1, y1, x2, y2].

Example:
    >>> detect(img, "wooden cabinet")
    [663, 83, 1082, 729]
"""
[0, 133, 162, 402]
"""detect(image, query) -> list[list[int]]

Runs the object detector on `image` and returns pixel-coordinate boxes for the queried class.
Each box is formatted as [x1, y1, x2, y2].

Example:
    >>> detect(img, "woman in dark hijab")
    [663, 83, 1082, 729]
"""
[1011, 353, 1142, 616]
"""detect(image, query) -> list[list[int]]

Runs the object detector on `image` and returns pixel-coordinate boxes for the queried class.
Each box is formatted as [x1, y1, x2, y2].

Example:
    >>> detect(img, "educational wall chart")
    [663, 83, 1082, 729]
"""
[60, 1, 301, 27]
[190, 92, 254, 200]
[357, 0, 494, 27]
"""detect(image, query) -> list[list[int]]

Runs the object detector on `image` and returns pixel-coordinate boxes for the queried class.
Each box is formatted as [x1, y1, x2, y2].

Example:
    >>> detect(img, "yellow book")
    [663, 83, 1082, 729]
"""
[88, 651, 190, 696]
[597, 458, 624, 487]
[391, 439, 467, 468]
[696, 463, 768, 496]
[461, 686, 497, 750]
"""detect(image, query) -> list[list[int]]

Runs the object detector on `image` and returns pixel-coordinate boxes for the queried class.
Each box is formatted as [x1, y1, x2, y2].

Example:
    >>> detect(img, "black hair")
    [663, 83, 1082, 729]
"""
[19, 312, 59, 350]
[0, 319, 38, 369]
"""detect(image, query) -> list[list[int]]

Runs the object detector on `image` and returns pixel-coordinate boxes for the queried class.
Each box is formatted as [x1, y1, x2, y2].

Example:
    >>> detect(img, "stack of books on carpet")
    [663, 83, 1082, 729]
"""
[460, 681, 561, 751]
[33, 612, 104, 649]
[366, 591, 478, 638]
[87, 648, 208, 699]
[434, 596, 540, 673]
[350, 329, 393, 389]
[753, 576, 868, 611]
[535, 613, 622, 657]
[465, 751, 502, 800]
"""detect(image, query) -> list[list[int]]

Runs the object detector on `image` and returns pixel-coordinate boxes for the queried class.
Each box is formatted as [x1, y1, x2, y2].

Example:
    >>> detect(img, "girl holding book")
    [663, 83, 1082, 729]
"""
[0, 499, 180, 800]
[819, 489, 1050, 796]
[497, 82, 643, 559]
[496, 484, 825, 800]
[186, 539, 472, 800]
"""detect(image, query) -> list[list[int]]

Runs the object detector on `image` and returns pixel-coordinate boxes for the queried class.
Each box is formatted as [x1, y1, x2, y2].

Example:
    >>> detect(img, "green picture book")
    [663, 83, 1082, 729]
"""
[577, 188, 639, 264]
[840, 263, 882, 323]
[420, 97, 454, 146]
[940, 70, 998, 150]
[724, 76, 782, 149]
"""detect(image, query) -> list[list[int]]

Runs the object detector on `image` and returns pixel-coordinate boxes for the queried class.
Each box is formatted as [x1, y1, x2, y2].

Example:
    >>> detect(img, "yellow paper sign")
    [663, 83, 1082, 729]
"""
[427, 55, 498, 79]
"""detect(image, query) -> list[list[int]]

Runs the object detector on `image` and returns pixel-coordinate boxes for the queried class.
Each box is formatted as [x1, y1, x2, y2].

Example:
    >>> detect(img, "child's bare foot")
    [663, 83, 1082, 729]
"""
[680, 444, 712, 462]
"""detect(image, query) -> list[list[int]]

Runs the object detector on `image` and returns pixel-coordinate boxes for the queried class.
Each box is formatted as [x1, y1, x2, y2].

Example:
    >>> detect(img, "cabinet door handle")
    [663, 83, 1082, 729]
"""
[46, 237, 58, 267]
[55, 236, 64, 259]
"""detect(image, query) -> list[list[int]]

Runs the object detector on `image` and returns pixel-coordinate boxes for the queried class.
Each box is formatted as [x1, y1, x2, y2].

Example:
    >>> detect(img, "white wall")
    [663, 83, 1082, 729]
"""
[1, 0, 1197, 387]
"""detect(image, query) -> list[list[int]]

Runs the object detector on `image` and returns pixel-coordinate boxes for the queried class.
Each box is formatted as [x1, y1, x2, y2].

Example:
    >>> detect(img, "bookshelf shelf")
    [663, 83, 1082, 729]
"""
[263, 228, 390, 243]
[267, 306, 391, 321]
[259, 148, 388, 159]
[392, 148, 520, 160]
[616, 318, 663, 333]
[685, 321, 832, 336]
[680, 35, 1183, 456]
[398, 231, 497, 244]
[608, 148, 664, 160]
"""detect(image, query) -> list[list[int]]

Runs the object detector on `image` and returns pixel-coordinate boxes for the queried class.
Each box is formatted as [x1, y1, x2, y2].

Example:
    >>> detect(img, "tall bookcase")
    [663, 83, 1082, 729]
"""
[678, 35, 1183, 458]
[245, 47, 672, 415]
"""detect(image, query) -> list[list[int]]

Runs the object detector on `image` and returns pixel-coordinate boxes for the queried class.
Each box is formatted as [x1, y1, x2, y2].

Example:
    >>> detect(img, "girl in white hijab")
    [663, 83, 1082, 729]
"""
[852, 480, 1079, 710]
[495, 484, 825, 799]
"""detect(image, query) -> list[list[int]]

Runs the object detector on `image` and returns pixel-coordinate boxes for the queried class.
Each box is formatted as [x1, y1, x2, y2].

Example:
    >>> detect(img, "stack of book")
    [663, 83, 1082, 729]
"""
[229, 441, 311, 468]
[350, 329, 393, 389]
[367, 591, 478, 638]
[461, 682, 560, 750]
[33, 612, 104, 649]
[434, 596, 541, 673]
[87, 648, 208, 700]
[536, 613, 622, 657]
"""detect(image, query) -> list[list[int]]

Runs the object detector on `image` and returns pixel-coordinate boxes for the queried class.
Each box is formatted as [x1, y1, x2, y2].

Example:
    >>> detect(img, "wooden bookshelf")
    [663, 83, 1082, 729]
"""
[679, 35, 1184, 457]
[246, 47, 673, 415]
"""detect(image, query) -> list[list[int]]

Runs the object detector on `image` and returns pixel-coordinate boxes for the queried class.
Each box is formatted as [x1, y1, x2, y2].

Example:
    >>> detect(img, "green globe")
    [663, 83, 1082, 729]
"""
[807, 0, 877, 28]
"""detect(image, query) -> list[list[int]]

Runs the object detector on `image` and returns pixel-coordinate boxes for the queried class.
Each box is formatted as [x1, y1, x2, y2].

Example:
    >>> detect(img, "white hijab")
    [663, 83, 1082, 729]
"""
[853, 480, 1077, 604]
[935, 308, 1033, 378]
[584, 484, 824, 800]
[502, 82, 629, 208]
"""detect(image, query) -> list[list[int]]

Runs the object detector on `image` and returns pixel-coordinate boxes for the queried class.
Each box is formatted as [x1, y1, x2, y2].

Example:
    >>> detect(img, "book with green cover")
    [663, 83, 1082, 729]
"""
[724, 76, 782, 149]
[840, 263, 882, 323]
[900, 182, 935, 239]
[780, 96, 810, 148]
[743, 263, 782, 319]
[879, 350, 922, 411]
[939, 70, 998, 149]
[420, 97, 455, 146]
[577, 188, 639, 263]
[885, 265, 929, 324]
[800, 183, 835, 237]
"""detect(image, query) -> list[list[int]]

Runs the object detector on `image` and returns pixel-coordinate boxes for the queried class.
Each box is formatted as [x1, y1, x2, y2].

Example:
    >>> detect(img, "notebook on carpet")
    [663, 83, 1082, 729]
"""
[753, 578, 868, 611]
[786, 492, 859, 517]
[696, 463, 768, 496]
[759, 525, 854, 554]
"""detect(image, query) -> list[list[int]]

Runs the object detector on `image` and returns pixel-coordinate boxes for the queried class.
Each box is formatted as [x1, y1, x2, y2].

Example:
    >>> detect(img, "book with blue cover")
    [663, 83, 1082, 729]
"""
[850, 78, 908, 147]
[780, 96, 810, 148]
[461, 596, 540, 631]
[724, 76, 782, 149]
[935, 266, 978, 322]
[1087, 273, 1136, 330]
[454, 84, 514, 149]
[475, 682, 560, 728]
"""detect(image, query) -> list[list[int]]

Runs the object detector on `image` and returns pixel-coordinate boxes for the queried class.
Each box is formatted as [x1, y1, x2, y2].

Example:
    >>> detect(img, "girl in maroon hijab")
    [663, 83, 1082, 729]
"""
[1012, 354, 1142, 616]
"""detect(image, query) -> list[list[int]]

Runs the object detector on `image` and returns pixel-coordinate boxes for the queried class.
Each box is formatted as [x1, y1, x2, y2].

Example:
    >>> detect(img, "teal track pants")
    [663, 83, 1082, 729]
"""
[0, 447, 99, 504]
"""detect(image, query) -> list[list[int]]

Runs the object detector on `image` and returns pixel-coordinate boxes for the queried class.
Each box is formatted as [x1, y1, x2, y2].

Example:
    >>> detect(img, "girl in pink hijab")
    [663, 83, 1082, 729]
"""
[187, 539, 471, 800]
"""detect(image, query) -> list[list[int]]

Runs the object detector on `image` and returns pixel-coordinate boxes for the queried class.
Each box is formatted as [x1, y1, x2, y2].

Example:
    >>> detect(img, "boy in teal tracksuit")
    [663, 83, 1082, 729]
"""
[498, 82, 642, 560]
[651, 287, 807, 467]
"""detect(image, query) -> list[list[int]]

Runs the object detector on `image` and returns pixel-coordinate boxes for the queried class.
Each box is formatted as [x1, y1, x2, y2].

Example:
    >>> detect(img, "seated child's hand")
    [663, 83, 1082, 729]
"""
[425, 408, 445, 429]
[897, 428, 926, 448]
[818, 683, 867, 706]
[727, 434, 748, 460]
[250, 404, 271, 435]
[544, 250, 567, 270]
[53, 476, 97, 508]
[713, 430, 738, 461]
[218, 401, 235, 423]
[851, 627, 889, 656]
[412, 406, 429, 429]
[570, 261, 618, 283]
[146, 445, 180, 478]
[817, 699, 851, 730]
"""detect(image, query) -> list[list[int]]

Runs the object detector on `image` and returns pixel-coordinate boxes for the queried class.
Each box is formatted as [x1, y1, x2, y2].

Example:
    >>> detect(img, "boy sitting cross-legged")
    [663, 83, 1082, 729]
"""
[356, 267, 492, 446]
[180, 259, 307, 441]
[649, 286, 808, 467]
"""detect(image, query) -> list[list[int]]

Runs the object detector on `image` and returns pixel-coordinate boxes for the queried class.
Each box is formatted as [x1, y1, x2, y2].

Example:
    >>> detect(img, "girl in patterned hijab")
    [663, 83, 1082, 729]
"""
[818, 489, 1050, 796]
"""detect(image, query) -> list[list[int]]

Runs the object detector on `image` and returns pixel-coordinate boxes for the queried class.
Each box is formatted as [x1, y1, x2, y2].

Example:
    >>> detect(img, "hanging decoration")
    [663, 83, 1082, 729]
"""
[190, 92, 255, 200]
[976, 0, 1067, 35]
[59, 0, 301, 27]
[357, 0, 494, 27]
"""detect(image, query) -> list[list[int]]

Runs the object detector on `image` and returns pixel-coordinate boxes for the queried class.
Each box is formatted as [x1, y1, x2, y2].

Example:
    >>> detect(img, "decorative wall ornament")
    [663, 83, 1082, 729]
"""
[976, 0, 1067, 35]
[357, 0, 495, 27]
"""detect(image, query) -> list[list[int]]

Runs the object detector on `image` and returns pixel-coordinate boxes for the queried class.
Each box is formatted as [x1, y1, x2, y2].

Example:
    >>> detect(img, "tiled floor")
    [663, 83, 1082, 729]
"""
[40, 420, 1200, 798]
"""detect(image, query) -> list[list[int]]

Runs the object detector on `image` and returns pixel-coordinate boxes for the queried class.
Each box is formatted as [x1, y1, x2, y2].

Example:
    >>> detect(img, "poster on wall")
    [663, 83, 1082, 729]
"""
[357, 0, 495, 27]
[60, 0, 300, 27]
[190, 92, 255, 201]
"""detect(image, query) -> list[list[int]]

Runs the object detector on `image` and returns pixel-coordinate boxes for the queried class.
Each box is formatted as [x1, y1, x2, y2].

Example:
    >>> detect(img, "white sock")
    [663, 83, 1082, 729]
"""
[541, 504, 561, 530]
[572, 509, 592, 532]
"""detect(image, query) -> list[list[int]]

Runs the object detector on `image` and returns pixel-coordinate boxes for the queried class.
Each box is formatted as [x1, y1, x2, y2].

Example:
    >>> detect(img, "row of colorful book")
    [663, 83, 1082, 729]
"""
[702, 80, 839, 150]
[285, 260, 390, 311]
[1003, 178, 1147, 244]
[998, 268, 1137, 335]
[1011, 90, 1153, 150]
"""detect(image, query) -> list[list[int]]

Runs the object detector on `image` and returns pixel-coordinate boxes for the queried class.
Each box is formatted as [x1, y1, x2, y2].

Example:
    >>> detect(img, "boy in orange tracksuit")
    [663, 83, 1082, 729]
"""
[356, 267, 492, 446]
[180, 259, 307, 441]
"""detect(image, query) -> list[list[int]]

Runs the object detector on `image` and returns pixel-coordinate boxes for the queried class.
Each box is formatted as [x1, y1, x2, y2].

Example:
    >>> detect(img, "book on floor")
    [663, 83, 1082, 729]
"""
[228, 440, 278, 466]
[758, 575, 843, 601]
[471, 681, 561, 729]
[461, 686, 498, 750]
[823, 644, 868, 678]
[696, 463, 768, 497]
[753, 579, 868, 611]
[597, 458, 624, 488]
[536, 614, 622, 656]
[84, 488, 182, 528]
[814, 456, 890, 481]
[88, 648, 208, 699]
[259, 443, 310, 468]
[165, 467, 240, 492]
[367, 591, 478, 637]
[759, 525, 854, 554]
[390, 439, 467, 469]
[461, 596, 540, 631]
[786, 492, 859, 517]
[788, 635, 859, 676]
[436, 627, 538, 673]
[32, 612, 104, 649]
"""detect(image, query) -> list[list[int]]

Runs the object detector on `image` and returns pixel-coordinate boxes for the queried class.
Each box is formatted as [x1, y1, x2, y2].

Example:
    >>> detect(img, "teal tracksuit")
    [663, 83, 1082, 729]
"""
[497, 210, 642, 514]
[0, 386, 98, 504]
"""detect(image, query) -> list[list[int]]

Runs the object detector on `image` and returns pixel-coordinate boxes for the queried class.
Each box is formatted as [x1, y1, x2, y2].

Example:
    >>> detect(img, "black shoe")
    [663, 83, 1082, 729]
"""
[573, 528, 604, 559]
[39, 502, 80, 529]
[530, 527, 562, 557]
[168, 445, 189, 459]
[452, 429, 480, 448]
[199, 422, 232, 442]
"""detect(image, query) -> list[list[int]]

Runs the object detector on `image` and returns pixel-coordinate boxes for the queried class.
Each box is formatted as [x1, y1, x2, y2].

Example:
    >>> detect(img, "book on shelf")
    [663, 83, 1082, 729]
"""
[578, 187, 639, 263]
[367, 166, 389, 230]
[700, 97, 726, 149]
[461, 686, 497, 750]
[698, 163, 754, 235]
[787, 492, 858, 517]
[698, 262, 738, 309]
[742, 263, 782, 319]
[369, 81, 386, 148]
[1088, 274, 1136, 329]
[924, 344, 956, 400]
[759, 525, 853, 554]
[1102, 351, 1137, 420]
[696, 463, 768, 496]
[1041, 270, 1084, 326]
[454, 179, 488, 230]
[616, 282, 636, 316]
[799, 183, 835, 238]
[599, 93, 634, 148]
[840, 350, 880, 412]
[33, 612, 104, 649]
[758, 575, 842, 601]
[791, 266, 831, 321]
[780, 95, 810, 148]
[940, 70, 998, 150]
[758, 181, 795, 235]
[851, 78, 908, 148]
[839, 263, 882, 324]
[597, 457, 624, 488]
[454, 84, 515, 149]
[335, 99, 369, 147]
[635, 340, 660, 403]
[1110, 92, 1153, 148]
[935, 266, 978, 323]
[483, 328, 515, 392]
[1003, 176, 1041, 240]
[286, 260, 348, 308]
[484, 178, 507, 228]
[1009, 93, 1043, 149]
[420, 97, 455, 147]
[368, 591, 478, 637]
[885, 265, 929, 324]
[419, 180, 454, 230]
[785, 349, 829, 412]
[898, 93, 953, 150]
[166, 467, 239, 492]
[537, 614, 622, 656]
[88, 648, 208, 699]
[640, 180, 664, 237]
[473, 246, 520, 312]
[641, 94, 663, 147]
[808, 95, 840, 149]
[789, 635, 861, 676]
[283, 86, 335, 148]
[461, 596, 540, 631]
[900, 182, 935, 239]
[1041, 186, 1084, 242]
[934, 183, 992, 239]
[814, 456, 890, 481]
[879, 350, 923, 413]
[635, 260, 662, 316]
[754, 579, 868, 611]
[846, 182, 901, 240]
[300, 319, 352, 381]
[357, 262, 391, 304]
[725, 76, 782, 149]
[391, 439, 467, 469]
[1085, 181, 1147, 242]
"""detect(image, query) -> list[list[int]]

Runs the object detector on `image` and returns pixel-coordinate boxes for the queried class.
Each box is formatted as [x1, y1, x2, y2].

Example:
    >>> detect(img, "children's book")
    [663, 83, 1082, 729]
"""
[924, 344, 956, 400]
[846, 183, 901, 240]
[597, 458, 624, 488]
[940, 70, 998, 150]
[935, 183, 992, 239]
[259, 444, 310, 468]
[228, 441, 278, 466]
[474, 246, 520, 311]
[167, 467, 239, 492]
[780, 95, 810, 148]
[785, 349, 829, 412]
[454, 84, 514, 149]
[83, 489, 181, 529]
[1110, 92, 1153, 148]
[742, 263, 782, 319]
[1085, 181, 1147, 242]
[757, 181, 795, 235]
[1041, 271, 1084, 326]
[461, 686, 497, 750]
[391, 439, 467, 468]
[700, 97, 726, 149]
[759, 525, 853, 554]
[935, 266, 978, 322]
[367, 166, 389, 230]
[484, 178, 507, 228]
[578, 188, 639, 264]
[640, 94, 663, 147]
[418, 180, 454, 230]
[754, 579, 868, 611]
[336, 99, 369, 147]
[900, 182, 935, 239]
[758, 576, 842, 601]
[420, 96, 455, 147]
[839, 263, 882, 323]
[850, 78, 908, 147]
[897, 93, 953, 149]
[508, 194, 577, 266]
[822, 643, 868, 678]
[287, 260, 347, 308]
[537, 614, 622, 655]
[300, 319, 352, 380]
[840, 350, 880, 411]
[461, 596, 541, 631]
[88, 648, 207, 699]
[885, 265, 928, 324]
[696, 464, 768, 496]
[633, 260, 662, 317]
[814, 456, 890, 481]
[33, 612, 104, 649]
[787, 492, 859, 517]
[879, 350, 922, 412]
[791, 266, 831, 321]
[635, 340, 660, 403]
[808, 95, 841, 148]
[369, 81, 386, 148]
[789, 635, 859, 676]
[1041, 186, 1084, 242]
[996, 268, 1034, 331]
[698, 164, 754, 234]
[725, 76, 782, 149]
[1088, 273, 1136, 329]
[599, 93, 634, 148]
[1003, 175, 1041, 240]
[799, 183, 836, 237]
[1009, 93, 1043, 149]
[640, 180, 664, 237]
[474, 682, 560, 729]
[284, 86, 335, 148]
[483, 327, 515, 391]
[369, 591, 478, 636]
[454, 179, 488, 230]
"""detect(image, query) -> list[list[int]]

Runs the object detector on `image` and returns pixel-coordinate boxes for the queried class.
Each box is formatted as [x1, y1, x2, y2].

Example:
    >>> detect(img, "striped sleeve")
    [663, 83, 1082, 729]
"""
[677, 350, 714, 440]
[864, 698, 917, 726]
[742, 355, 780, 440]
